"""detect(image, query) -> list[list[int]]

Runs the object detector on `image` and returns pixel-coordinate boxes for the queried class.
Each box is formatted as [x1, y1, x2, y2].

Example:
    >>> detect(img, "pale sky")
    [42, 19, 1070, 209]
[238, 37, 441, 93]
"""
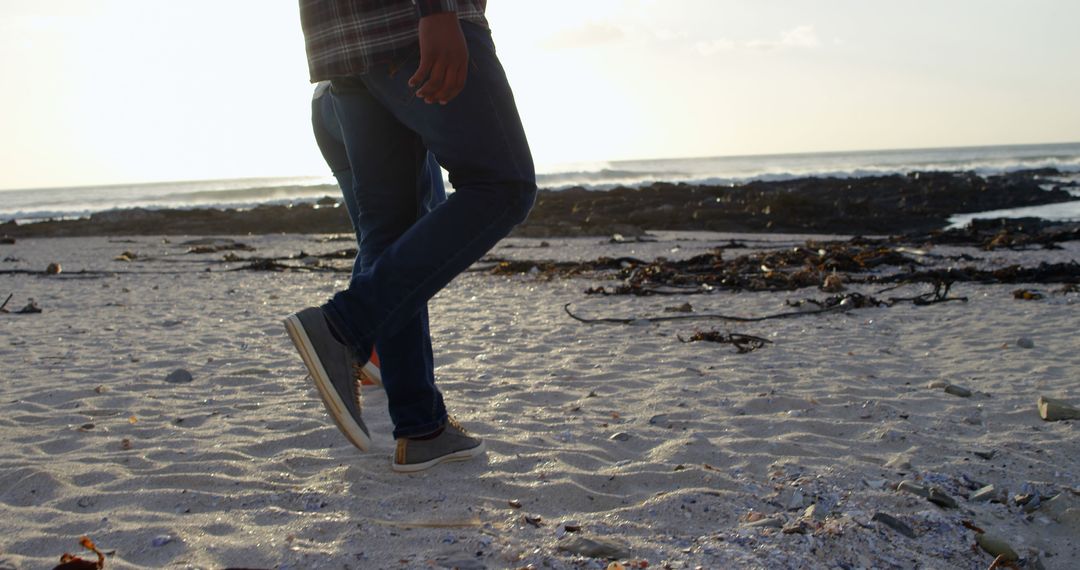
[1, 0, 1078, 190]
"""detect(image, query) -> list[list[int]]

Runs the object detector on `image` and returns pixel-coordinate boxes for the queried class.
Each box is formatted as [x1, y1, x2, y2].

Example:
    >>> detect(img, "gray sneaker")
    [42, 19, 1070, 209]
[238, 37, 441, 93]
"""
[283, 307, 372, 451]
[392, 418, 486, 473]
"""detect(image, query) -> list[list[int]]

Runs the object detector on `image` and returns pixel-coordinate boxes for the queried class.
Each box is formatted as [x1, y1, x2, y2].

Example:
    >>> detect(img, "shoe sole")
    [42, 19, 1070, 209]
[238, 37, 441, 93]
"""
[391, 440, 486, 473]
[283, 314, 372, 452]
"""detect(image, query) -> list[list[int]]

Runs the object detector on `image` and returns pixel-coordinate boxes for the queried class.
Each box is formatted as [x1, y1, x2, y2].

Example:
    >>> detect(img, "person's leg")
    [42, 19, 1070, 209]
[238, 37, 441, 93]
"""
[323, 21, 536, 359]
[319, 81, 450, 438]
[326, 83, 450, 438]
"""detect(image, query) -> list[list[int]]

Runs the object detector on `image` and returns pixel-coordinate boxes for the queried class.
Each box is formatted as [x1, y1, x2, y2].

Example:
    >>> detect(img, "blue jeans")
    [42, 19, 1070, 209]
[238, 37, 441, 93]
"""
[311, 85, 449, 440]
[322, 22, 536, 438]
[311, 87, 447, 267]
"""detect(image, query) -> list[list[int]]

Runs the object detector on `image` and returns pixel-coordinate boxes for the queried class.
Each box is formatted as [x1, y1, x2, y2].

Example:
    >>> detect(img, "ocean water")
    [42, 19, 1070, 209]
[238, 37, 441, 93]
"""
[2, 142, 1079, 224]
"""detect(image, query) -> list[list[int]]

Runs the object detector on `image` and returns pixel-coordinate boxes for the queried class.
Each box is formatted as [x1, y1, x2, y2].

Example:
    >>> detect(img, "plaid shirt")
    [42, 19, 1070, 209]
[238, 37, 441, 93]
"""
[300, 0, 488, 82]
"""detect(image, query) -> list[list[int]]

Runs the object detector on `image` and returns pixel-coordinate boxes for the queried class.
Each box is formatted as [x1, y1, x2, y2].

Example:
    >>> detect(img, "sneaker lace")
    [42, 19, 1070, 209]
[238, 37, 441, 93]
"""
[447, 416, 467, 433]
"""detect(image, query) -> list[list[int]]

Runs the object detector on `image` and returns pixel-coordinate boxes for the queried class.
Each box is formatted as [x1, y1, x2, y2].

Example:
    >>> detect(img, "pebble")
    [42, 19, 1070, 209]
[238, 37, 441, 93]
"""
[970, 485, 998, 503]
[165, 369, 194, 384]
[781, 488, 806, 511]
[648, 414, 670, 426]
[871, 512, 915, 539]
[927, 380, 949, 389]
[151, 535, 174, 547]
[975, 533, 1018, 562]
[745, 517, 784, 529]
[927, 487, 958, 509]
[802, 504, 826, 521]
[885, 454, 913, 470]
[1037, 396, 1080, 421]
[1041, 492, 1080, 532]
[46, 262, 62, 275]
[897, 480, 930, 499]
[438, 558, 486, 570]
[609, 432, 631, 442]
[556, 535, 631, 560]
[972, 449, 997, 460]
[944, 384, 972, 398]
[1017, 337, 1035, 349]
[862, 479, 888, 490]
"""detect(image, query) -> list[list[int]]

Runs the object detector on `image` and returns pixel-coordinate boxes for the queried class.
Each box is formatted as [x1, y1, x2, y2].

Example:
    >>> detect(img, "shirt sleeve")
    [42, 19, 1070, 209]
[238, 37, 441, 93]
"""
[415, 0, 459, 17]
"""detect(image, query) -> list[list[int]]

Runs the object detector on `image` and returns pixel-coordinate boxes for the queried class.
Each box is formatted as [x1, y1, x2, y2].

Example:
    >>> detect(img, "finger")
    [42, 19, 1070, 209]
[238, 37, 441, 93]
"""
[433, 66, 460, 104]
[408, 56, 433, 88]
[417, 61, 448, 102]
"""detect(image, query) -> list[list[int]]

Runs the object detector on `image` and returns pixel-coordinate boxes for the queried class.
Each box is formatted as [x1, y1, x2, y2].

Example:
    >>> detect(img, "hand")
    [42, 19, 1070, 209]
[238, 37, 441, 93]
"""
[408, 13, 469, 105]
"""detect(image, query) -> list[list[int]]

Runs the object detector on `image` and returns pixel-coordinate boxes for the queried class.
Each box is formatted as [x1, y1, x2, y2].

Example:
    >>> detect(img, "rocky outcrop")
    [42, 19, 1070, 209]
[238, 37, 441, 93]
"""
[3, 169, 1074, 238]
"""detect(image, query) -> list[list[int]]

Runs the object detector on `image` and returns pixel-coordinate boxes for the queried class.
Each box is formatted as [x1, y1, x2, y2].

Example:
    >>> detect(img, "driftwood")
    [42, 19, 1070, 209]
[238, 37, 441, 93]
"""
[564, 281, 968, 327]
[678, 331, 773, 353]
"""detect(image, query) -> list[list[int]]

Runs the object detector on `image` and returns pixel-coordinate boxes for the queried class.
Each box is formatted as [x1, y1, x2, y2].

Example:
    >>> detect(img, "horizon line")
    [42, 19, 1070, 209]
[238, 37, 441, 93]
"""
[2, 139, 1078, 194]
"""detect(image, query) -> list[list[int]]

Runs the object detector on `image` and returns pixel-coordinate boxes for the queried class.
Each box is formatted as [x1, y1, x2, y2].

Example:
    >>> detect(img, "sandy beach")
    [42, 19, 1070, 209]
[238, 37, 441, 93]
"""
[0, 231, 1077, 569]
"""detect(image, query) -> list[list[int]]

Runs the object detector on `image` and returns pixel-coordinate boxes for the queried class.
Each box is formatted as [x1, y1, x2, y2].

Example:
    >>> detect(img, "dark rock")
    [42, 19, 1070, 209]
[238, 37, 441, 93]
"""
[1038, 396, 1080, 421]
[871, 512, 915, 539]
[5, 171, 1075, 238]
[556, 535, 631, 560]
[975, 533, 1018, 561]
[927, 487, 958, 509]
[944, 384, 972, 398]
[165, 369, 194, 384]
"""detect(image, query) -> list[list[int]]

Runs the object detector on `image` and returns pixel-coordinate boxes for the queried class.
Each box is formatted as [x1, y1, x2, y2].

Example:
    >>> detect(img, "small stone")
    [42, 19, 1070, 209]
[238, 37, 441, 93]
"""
[508, 499, 522, 509]
[745, 517, 784, 529]
[972, 450, 996, 460]
[781, 520, 810, 534]
[561, 521, 582, 533]
[151, 535, 174, 547]
[970, 485, 998, 503]
[1017, 337, 1035, 349]
[664, 303, 693, 313]
[802, 504, 826, 521]
[897, 480, 930, 499]
[885, 455, 913, 470]
[165, 369, 194, 384]
[862, 479, 888, 490]
[821, 273, 845, 293]
[648, 414, 670, 426]
[1041, 492, 1080, 532]
[782, 488, 806, 511]
[438, 559, 486, 570]
[944, 384, 972, 398]
[1037, 396, 1080, 421]
[975, 533, 1018, 562]
[927, 380, 949, 389]
[556, 535, 631, 560]
[45, 262, 62, 275]
[927, 487, 958, 509]
[871, 512, 915, 539]
[609, 432, 631, 442]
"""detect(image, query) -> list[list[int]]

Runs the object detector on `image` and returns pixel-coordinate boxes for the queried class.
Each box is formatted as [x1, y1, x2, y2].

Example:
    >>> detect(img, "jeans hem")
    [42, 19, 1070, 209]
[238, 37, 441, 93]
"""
[392, 413, 448, 440]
